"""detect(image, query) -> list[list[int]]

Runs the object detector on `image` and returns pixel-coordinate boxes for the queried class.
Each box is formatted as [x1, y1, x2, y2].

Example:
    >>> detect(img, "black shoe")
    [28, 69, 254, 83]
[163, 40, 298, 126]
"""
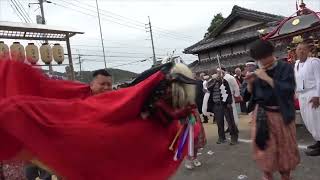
[305, 148, 320, 156]
[307, 141, 320, 150]
[230, 136, 239, 145]
[225, 128, 230, 133]
[216, 139, 226, 144]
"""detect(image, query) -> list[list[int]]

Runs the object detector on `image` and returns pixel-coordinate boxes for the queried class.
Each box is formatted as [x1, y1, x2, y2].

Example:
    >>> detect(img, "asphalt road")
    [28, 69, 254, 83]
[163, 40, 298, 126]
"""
[171, 115, 320, 180]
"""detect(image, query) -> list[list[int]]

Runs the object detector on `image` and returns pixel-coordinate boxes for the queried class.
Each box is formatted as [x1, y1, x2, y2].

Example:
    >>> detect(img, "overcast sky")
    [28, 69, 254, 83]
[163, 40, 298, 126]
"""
[0, 0, 319, 73]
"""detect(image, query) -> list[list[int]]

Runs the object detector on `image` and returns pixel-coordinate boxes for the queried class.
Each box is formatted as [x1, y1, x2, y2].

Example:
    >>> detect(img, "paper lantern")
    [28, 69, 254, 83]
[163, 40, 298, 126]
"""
[25, 43, 39, 65]
[40, 43, 53, 64]
[0, 41, 10, 60]
[10, 42, 25, 61]
[52, 43, 64, 64]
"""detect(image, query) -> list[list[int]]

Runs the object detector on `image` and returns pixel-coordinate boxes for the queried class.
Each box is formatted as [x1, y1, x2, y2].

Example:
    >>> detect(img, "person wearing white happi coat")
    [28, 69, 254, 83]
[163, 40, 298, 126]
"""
[222, 68, 240, 126]
[202, 75, 211, 117]
[295, 42, 320, 156]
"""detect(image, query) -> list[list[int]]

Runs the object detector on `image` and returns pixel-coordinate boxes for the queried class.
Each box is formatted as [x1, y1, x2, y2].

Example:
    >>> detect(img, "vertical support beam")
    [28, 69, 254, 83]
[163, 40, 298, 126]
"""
[39, 0, 46, 24]
[66, 33, 75, 80]
[95, 0, 107, 69]
[0, 0, 2, 21]
[39, 0, 53, 74]
[78, 55, 82, 80]
[148, 16, 156, 65]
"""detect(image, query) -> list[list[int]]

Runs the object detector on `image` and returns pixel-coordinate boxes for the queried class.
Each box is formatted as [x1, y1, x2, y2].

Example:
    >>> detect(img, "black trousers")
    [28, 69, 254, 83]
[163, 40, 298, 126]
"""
[25, 164, 52, 180]
[240, 101, 247, 113]
[0, 163, 4, 180]
[213, 104, 239, 140]
[202, 114, 209, 121]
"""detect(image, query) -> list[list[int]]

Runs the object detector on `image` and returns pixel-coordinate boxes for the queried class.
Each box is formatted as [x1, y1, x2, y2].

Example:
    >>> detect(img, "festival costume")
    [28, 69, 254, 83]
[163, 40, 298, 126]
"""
[224, 73, 240, 125]
[0, 63, 64, 180]
[0, 60, 199, 180]
[244, 60, 300, 174]
[0, 161, 26, 180]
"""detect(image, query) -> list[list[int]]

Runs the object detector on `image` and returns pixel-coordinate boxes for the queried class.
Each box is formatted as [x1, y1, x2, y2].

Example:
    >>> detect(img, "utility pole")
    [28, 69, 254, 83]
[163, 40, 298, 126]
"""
[39, 0, 46, 24]
[29, 0, 53, 73]
[39, 0, 53, 74]
[78, 55, 82, 80]
[95, 0, 107, 69]
[0, 0, 2, 21]
[146, 16, 156, 65]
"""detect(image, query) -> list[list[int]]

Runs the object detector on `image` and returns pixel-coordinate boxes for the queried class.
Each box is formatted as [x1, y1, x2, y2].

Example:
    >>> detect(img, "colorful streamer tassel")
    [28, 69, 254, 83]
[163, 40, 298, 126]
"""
[169, 125, 183, 151]
[175, 124, 189, 160]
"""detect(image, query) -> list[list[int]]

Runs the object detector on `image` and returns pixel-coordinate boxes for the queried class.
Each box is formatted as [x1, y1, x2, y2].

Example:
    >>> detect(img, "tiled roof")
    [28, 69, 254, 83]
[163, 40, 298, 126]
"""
[184, 5, 284, 54]
[185, 26, 261, 54]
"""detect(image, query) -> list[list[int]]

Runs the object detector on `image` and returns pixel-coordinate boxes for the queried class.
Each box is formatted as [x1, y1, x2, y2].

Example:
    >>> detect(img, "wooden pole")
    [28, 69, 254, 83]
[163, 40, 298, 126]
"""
[95, 0, 107, 69]
[66, 34, 75, 80]
[148, 16, 156, 65]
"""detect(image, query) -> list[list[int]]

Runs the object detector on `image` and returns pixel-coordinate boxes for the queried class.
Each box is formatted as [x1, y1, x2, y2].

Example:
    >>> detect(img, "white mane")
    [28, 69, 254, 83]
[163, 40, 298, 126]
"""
[170, 63, 196, 109]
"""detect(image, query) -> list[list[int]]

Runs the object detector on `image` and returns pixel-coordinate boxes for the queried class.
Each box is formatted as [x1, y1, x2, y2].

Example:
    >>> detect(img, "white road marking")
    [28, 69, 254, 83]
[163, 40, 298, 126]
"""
[230, 138, 308, 150]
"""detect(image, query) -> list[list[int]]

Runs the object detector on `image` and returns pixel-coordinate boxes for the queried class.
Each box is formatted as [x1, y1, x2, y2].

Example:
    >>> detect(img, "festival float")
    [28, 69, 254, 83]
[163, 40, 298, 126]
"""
[260, 1, 320, 63]
[259, 0, 320, 119]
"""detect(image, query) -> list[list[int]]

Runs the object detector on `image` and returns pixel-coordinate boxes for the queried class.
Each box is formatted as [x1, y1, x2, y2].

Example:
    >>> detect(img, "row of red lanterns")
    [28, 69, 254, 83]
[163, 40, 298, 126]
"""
[0, 41, 64, 65]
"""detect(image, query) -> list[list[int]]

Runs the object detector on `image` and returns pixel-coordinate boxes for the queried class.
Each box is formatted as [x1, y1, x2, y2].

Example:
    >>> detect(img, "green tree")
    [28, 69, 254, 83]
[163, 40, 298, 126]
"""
[206, 13, 225, 37]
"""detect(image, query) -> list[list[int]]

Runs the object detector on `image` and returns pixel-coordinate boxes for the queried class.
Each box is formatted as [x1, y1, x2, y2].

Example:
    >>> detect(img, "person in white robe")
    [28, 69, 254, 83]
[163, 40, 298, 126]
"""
[295, 42, 320, 156]
[221, 68, 240, 126]
[202, 75, 212, 117]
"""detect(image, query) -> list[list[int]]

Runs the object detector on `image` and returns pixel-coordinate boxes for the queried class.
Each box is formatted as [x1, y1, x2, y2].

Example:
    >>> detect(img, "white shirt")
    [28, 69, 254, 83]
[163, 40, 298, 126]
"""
[295, 57, 320, 97]
[223, 73, 240, 97]
[203, 80, 208, 91]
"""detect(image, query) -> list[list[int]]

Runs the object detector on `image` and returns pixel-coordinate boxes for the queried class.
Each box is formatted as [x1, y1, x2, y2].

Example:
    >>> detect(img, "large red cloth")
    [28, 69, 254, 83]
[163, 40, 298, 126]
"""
[0, 60, 182, 180]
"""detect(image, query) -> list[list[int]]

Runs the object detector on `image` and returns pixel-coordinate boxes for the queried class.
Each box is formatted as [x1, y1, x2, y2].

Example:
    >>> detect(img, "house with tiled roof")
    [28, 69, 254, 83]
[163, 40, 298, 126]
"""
[184, 5, 287, 73]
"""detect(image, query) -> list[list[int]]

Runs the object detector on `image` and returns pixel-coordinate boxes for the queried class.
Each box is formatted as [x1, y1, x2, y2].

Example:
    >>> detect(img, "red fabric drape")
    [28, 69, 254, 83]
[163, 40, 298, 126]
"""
[0, 60, 182, 180]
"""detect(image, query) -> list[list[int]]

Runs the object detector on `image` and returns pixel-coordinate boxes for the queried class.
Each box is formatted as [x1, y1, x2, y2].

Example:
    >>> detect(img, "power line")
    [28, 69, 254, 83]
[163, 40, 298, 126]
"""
[69, 0, 193, 39]
[63, 43, 185, 53]
[152, 25, 193, 39]
[51, 1, 146, 31]
[8, 0, 195, 42]
[66, 54, 155, 59]
[73, 37, 150, 48]
[15, 0, 33, 22]
[11, 0, 29, 22]
[80, 60, 149, 68]
[79, 57, 150, 65]
[10, 0, 29, 22]
[9, 2, 25, 22]
[70, 0, 148, 27]
[9, 0, 42, 47]
[69, 44, 181, 50]
[109, 59, 149, 68]
[70, 48, 167, 56]
[56, 0, 146, 29]
[50, 1, 193, 42]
